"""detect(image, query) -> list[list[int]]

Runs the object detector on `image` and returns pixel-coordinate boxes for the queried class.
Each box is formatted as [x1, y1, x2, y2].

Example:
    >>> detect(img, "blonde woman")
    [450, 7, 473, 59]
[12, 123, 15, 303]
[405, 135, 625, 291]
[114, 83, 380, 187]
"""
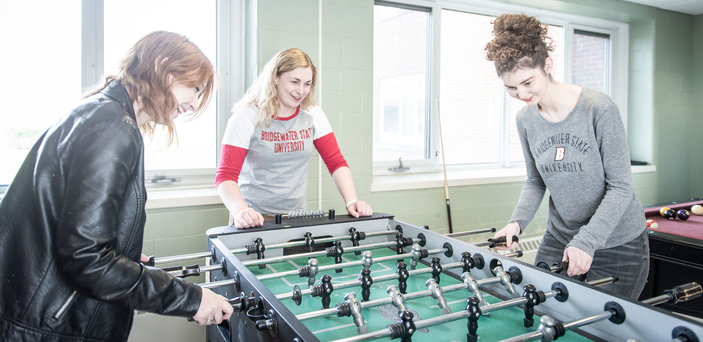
[217, 48, 372, 228]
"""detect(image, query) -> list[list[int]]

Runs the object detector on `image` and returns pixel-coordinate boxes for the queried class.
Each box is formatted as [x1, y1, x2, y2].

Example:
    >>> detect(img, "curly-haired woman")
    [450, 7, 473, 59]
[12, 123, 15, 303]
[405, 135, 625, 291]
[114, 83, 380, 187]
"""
[486, 14, 649, 299]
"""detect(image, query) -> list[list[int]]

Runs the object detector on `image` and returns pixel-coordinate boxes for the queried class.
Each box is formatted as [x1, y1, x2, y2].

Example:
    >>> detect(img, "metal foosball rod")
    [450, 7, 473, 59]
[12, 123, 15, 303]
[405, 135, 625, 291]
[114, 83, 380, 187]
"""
[445, 227, 496, 238]
[164, 237, 425, 278]
[149, 228, 400, 265]
[276, 251, 505, 305]
[170, 234, 515, 278]
[152, 225, 502, 266]
[640, 282, 701, 306]
[499, 302, 626, 342]
[240, 237, 423, 268]
[286, 254, 528, 318]
[256, 244, 449, 282]
[196, 246, 486, 292]
[296, 271, 504, 322]
[298, 278, 455, 334]
[502, 283, 703, 342]
[330, 282, 568, 342]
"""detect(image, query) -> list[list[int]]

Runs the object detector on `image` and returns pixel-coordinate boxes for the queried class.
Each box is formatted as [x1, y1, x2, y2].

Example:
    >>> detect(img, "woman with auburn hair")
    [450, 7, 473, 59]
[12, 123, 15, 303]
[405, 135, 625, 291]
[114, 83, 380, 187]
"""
[486, 14, 649, 299]
[216, 48, 372, 228]
[0, 31, 232, 341]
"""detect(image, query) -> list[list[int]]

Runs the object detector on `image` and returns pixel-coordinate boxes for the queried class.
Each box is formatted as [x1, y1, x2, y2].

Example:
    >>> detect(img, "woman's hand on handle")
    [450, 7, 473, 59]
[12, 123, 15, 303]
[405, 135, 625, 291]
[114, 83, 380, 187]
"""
[493, 221, 521, 249]
[192, 288, 234, 326]
[562, 246, 593, 277]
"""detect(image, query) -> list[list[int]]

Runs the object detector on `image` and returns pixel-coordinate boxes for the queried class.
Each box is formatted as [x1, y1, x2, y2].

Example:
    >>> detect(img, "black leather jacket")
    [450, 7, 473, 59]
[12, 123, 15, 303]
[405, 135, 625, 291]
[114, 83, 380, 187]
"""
[0, 81, 201, 341]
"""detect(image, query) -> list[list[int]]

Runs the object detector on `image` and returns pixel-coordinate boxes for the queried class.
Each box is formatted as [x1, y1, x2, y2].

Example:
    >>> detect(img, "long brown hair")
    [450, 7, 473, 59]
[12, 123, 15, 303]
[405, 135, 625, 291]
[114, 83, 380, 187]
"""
[485, 14, 554, 77]
[235, 48, 317, 127]
[90, 31, 215, 142]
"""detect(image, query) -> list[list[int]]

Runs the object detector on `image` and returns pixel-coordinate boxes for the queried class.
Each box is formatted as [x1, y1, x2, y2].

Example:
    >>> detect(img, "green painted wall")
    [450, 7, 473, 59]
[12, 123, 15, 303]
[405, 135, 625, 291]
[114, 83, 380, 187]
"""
[142, 0, 700, 254]
[692, 14, 703, 198]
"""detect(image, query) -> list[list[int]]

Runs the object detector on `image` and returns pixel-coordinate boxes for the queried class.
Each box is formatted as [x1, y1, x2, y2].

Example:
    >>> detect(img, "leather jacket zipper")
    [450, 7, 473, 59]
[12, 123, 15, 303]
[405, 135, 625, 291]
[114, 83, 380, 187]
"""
[54, 290, 78, 319]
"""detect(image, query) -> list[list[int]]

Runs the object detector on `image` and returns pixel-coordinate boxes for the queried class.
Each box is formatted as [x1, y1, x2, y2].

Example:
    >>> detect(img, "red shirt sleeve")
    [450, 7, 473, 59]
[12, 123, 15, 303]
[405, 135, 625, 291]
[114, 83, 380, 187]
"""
[313, 132, 349, 175]
[215, 144, 248, 187]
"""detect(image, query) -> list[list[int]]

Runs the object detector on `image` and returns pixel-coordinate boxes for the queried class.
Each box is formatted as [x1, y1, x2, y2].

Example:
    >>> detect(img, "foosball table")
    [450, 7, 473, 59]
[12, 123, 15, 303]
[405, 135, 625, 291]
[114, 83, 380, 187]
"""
[156, 212, 703, 341]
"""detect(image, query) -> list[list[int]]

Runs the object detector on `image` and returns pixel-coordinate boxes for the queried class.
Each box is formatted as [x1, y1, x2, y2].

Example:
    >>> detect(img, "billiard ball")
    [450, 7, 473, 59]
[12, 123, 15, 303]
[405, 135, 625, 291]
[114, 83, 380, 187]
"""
[646, 219, 659, 229]
[659, 207, 672, 217]
[692, 204, 703, 215]
[664, 209, 677, 220]
[677, 209, 690, 221]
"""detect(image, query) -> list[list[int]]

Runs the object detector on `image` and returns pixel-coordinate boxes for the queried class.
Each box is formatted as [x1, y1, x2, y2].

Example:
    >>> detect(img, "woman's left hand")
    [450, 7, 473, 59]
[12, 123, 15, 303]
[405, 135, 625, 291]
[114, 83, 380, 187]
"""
[562, 246, 593, 276]
[347, 200, 372, 218]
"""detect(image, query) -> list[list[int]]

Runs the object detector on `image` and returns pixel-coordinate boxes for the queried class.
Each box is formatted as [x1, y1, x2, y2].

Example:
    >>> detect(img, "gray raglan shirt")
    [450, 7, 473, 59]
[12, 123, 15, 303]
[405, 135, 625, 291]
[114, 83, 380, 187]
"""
[509, 88, 646, 256]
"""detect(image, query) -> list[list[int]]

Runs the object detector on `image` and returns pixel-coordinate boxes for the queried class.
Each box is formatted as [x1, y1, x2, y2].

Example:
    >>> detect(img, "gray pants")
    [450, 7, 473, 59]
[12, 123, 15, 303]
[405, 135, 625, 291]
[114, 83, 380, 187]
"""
[534, 229, 650, 299]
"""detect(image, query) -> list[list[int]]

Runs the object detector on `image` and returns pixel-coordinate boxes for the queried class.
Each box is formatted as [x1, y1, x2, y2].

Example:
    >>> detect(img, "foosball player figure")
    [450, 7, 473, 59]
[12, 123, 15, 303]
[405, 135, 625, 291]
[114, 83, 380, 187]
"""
[326, 240, 344, 273]
[522, 283, 545, 327]
[388, 310, 416, 342]
[397, 261, 409, 294]
[396, 233, 413, 255]
[299, 257, 319, 287]
[461, 251, 485, 273]
[410, 244, 428, 269]
[431, 256, 443, 283]
[360, 267, 373, 301]
[304, 232, 315, 252]
[310, 274, 333, 309]
[349, 227, 365, 255]
[246, 237, 266, 269]
[426, 278, 451, 314]
[388, 285, 407, 313]
[466, 296, 482, 342]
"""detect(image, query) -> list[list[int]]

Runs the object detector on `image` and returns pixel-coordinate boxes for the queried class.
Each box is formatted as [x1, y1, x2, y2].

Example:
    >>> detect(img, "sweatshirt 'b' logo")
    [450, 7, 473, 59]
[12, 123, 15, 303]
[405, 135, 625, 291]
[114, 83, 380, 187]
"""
[554, 147, 565, 161]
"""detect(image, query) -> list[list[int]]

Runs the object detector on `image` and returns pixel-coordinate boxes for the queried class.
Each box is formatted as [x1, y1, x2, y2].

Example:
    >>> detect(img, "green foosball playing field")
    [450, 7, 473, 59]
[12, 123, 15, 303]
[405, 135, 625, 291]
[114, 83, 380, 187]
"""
[249, 246, 594, 341]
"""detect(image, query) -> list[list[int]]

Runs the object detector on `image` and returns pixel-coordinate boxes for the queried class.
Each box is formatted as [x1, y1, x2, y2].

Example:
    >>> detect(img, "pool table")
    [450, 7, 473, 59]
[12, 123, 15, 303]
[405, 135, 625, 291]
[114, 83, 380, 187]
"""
[639, 198, 703, 318]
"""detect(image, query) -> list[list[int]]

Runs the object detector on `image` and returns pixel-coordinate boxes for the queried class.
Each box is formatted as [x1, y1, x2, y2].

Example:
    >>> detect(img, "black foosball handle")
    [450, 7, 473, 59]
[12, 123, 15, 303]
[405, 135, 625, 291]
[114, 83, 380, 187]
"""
[487, 235, 519, 248]
[556, 261, 587, 282]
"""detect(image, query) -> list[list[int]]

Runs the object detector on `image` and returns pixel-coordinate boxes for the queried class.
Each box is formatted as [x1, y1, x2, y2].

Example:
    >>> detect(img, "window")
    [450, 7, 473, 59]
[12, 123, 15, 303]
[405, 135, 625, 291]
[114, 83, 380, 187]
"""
[573, 30, 610, 94]
[104, 0, 218, 172]
[0, 0, 243, 190]
[0, 1, 82, 186]
[373, 4, 430, 162]
[373, 1, 625, 174]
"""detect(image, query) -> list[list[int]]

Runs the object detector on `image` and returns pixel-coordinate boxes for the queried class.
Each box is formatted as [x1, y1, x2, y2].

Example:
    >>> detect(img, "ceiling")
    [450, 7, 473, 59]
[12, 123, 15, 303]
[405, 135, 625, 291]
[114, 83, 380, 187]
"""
[621, 0, 703, 15]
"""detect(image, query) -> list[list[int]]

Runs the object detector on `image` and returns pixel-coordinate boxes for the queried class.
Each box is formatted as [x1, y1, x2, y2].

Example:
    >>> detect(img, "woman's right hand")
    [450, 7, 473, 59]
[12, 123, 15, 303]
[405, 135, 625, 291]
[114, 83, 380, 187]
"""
[493, 221, 521, 249]
[191, 288, 233, 326]
[230, 207, 264, 228]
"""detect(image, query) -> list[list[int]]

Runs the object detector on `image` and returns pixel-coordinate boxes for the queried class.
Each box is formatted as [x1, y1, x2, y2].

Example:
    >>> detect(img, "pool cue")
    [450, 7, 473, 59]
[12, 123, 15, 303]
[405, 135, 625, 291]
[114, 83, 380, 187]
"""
[436, 98, 453, 234]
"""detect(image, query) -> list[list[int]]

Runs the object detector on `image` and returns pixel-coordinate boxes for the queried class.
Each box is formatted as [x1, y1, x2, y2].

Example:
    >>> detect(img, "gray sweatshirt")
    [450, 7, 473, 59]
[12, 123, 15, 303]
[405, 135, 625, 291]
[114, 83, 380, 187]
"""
[509, 88, 645, 256]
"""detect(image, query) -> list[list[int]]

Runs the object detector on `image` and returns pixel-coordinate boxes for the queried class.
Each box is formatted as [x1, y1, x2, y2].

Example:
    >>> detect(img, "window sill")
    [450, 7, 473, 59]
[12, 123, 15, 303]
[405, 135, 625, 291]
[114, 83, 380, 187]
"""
[146, 186, 222, 210]
[371, 164, 656, 192]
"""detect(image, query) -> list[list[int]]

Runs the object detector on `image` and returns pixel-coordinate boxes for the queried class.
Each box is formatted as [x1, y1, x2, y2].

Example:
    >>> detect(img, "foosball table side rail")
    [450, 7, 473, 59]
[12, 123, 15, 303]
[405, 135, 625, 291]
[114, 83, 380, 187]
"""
[393, 219, 703, 341]
[205, 237, 319, 342]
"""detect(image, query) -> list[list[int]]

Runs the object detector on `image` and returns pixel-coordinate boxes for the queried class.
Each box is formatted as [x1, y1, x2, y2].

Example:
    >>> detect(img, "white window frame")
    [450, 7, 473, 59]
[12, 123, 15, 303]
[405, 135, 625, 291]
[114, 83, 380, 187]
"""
[81, 0, 246, 189]
[373, 0, 629, 177]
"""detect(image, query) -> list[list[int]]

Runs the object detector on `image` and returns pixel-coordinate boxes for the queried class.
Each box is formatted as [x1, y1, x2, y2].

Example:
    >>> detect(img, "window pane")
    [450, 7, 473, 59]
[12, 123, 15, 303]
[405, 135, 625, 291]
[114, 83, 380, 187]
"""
[440, 10, 500, 165]
[373, 5, 429, 162]
[573, 30, 609, 94]
[104, 0, 217, 171]
[0, 1, 82, 185]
